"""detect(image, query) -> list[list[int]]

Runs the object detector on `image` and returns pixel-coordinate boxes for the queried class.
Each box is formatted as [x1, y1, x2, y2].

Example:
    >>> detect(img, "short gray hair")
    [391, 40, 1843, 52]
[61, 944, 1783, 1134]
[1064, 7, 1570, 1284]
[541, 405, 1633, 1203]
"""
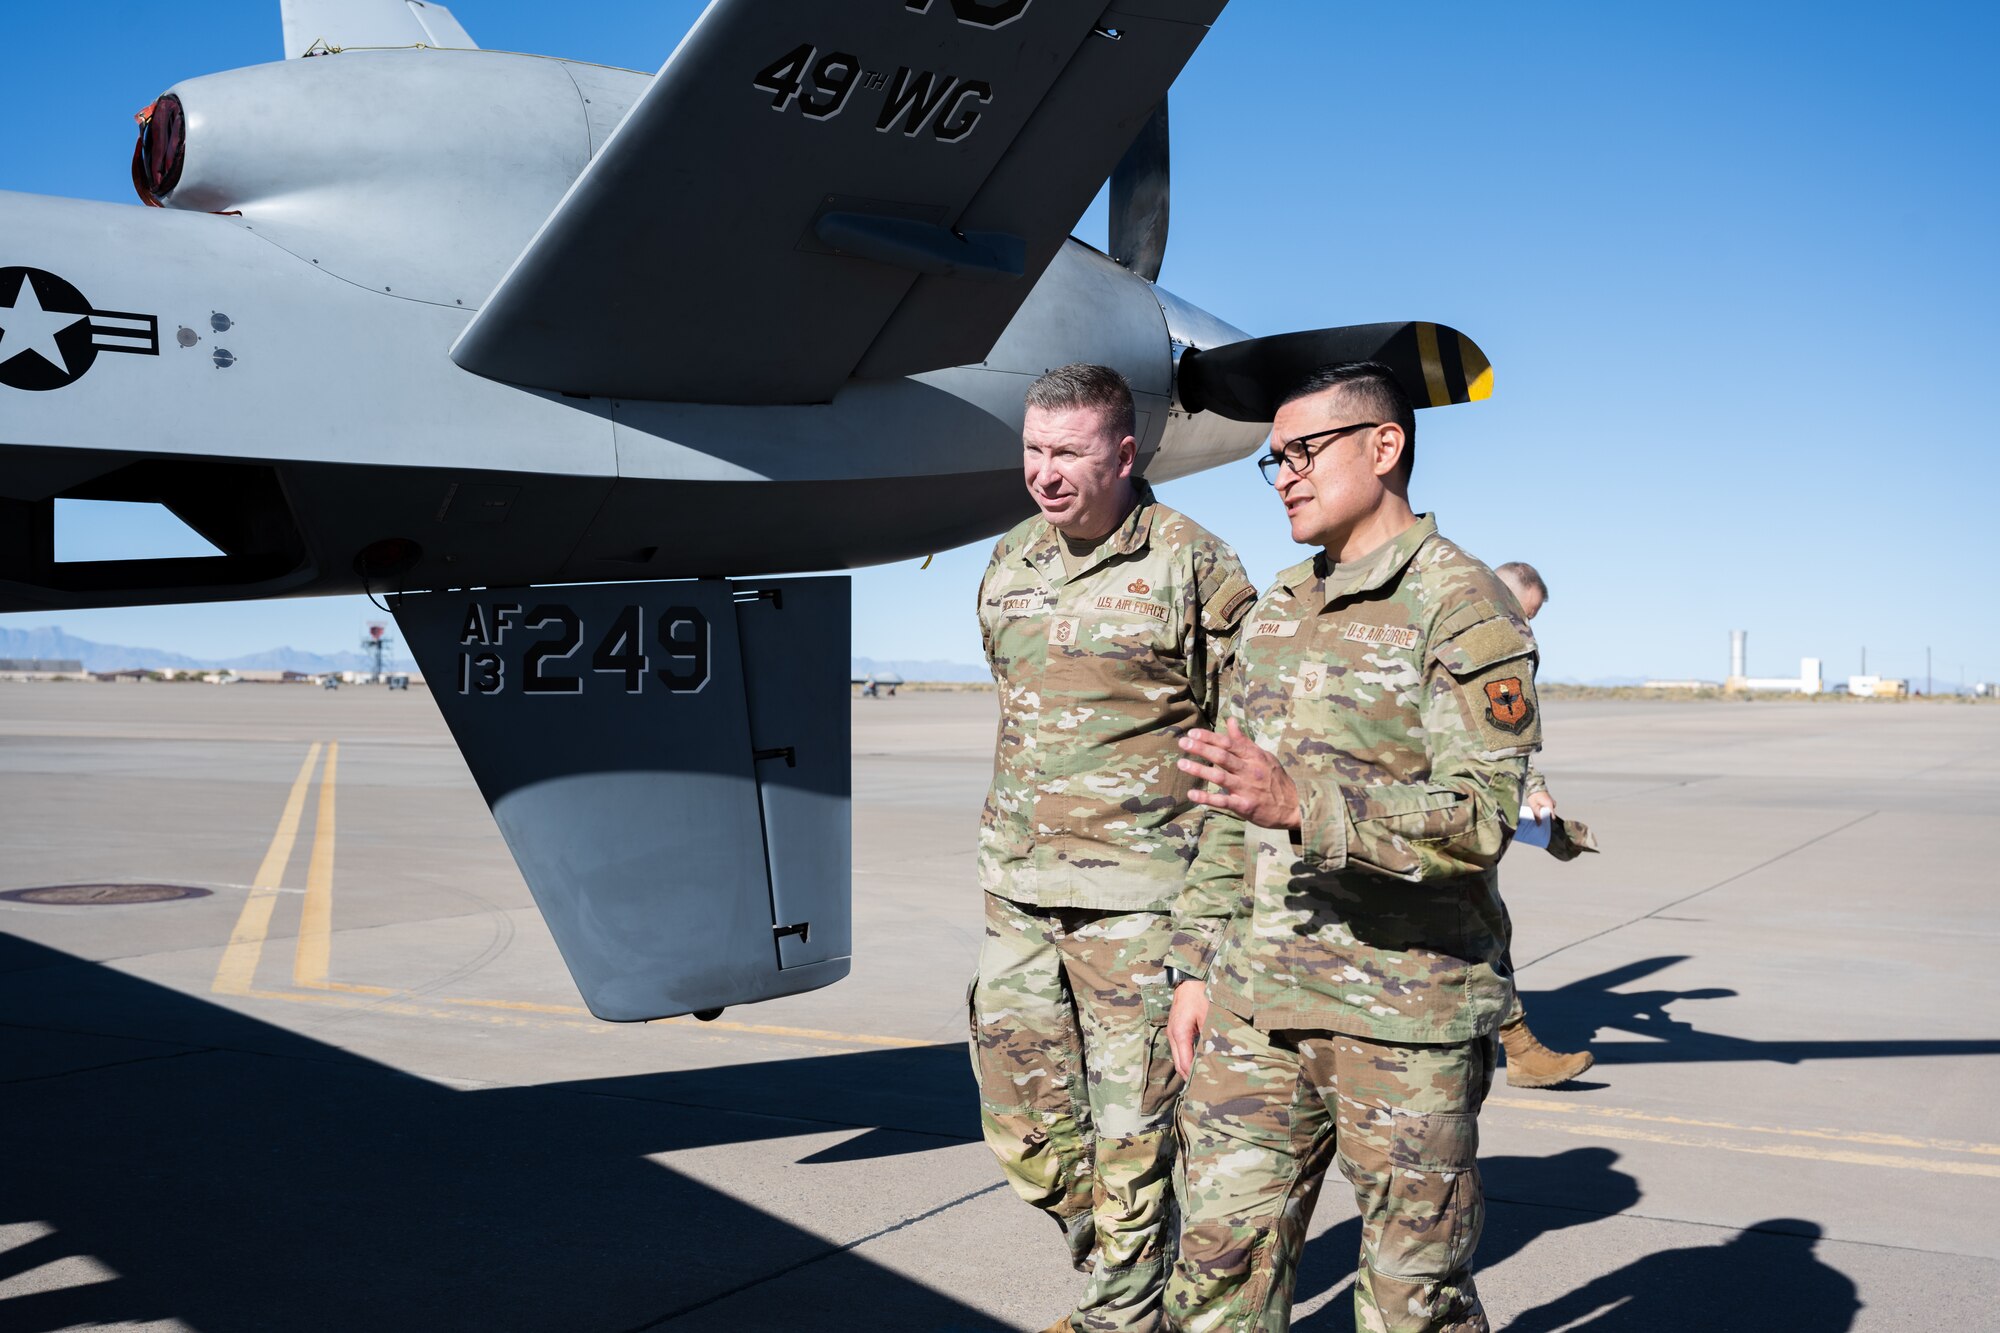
[1495, 561, 1548, 605]
[1024, 363, 1136, 442]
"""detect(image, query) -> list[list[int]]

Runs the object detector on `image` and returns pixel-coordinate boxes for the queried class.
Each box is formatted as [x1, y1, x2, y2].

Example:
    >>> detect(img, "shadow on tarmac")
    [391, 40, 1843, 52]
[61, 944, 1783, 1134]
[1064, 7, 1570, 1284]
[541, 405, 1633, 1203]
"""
[1292, 1146, 1641, 1331]
[1293, 1154, 1860, 1332]
[0, 932, 1914, 1332]
[1504, 1218, 1861, 1331]
[0, 933, 1000, 1333]
[1521, 955, 2000, 1065]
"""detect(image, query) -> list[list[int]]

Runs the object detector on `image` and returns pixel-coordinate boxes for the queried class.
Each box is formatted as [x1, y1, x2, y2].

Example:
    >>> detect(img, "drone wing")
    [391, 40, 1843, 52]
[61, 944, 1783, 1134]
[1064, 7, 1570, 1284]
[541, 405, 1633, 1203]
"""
[279, 0, 476, 57]
[451, 0, 1227, 405]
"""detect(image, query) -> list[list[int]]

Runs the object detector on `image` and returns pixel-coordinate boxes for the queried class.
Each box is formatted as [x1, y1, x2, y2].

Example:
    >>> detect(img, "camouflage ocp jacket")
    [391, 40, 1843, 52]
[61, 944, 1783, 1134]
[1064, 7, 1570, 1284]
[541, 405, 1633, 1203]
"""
[1166, 515, 1542, 1043]
[977, 480, 1257, 912]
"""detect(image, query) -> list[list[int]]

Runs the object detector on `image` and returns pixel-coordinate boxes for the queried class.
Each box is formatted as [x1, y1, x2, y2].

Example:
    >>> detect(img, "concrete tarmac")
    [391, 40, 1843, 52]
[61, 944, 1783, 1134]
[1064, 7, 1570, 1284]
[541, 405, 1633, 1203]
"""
[1, 683, 1996, 1330]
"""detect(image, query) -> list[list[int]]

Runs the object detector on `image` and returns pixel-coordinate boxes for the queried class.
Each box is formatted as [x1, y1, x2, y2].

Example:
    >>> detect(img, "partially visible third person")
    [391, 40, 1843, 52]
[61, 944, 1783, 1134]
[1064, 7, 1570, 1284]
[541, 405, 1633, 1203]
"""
[1492, 560, 1596, 1088]
[1163, 362, 1541, 1332]
[973, 363, 1257, 1333]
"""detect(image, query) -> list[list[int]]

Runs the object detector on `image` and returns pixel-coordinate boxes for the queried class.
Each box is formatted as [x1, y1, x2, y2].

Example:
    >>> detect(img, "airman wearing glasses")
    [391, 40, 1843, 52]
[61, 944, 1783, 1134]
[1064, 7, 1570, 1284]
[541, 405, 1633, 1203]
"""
[1160, 362, 1541, 1332]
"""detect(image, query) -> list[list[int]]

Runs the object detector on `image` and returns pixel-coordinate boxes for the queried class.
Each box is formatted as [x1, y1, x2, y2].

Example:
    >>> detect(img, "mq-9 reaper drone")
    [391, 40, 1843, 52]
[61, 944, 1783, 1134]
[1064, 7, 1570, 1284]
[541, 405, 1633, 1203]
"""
[0, 0, 1492, 1021]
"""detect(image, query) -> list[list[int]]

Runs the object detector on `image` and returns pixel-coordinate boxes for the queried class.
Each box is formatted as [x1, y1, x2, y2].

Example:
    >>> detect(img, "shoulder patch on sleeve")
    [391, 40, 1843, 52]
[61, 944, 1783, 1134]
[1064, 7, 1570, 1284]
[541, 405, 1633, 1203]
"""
[1434, 615, 1534, 677]
[1201, 569, 1259, 634]
[1482, 677, 1534, 733]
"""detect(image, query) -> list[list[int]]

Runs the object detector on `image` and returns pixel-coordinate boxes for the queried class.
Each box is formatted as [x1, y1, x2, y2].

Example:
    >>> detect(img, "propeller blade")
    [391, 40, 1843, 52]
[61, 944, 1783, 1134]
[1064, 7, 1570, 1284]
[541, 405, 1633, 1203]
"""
[1177, 321, 1494, 421]
[1109, 99, 1170, 282]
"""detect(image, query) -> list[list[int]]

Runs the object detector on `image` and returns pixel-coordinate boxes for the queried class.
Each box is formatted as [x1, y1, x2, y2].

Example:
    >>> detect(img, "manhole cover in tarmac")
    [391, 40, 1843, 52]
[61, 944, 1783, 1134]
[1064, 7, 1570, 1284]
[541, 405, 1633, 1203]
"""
[0, 883, 213, 906]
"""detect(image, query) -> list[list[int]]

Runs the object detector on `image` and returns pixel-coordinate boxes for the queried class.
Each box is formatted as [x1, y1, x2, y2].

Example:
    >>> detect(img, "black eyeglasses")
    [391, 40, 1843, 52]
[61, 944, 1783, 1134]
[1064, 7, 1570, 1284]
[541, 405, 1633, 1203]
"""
[1256, 422, 1383, 486]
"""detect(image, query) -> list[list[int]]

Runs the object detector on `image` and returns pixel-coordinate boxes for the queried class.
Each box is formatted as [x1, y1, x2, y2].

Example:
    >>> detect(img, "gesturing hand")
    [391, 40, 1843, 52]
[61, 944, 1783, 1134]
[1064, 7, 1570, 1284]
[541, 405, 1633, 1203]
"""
[1178, 718, 1302, 830]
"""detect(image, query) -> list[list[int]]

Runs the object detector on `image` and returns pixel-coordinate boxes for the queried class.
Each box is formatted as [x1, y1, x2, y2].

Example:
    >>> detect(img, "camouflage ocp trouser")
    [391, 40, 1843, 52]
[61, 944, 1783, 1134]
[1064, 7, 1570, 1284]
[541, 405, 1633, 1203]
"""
[970, 892, 1182, 1333]
[1168, 1012, 1497, 1333]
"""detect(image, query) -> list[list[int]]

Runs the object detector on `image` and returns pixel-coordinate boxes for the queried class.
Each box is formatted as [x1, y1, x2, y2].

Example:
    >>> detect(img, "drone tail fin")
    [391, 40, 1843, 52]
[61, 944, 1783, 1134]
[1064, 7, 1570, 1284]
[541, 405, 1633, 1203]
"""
[280, 0, 477, 59]
[392, 576, 851, 1021]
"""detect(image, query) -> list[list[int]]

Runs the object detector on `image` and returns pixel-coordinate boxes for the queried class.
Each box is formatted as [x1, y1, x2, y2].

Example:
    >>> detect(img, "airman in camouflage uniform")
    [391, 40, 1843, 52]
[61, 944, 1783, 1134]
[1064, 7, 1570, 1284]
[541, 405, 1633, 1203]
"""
[1493, 560, 1597, 1089]
[1162, 364, 1539, 1332]
[973, 364, 1256, 1333]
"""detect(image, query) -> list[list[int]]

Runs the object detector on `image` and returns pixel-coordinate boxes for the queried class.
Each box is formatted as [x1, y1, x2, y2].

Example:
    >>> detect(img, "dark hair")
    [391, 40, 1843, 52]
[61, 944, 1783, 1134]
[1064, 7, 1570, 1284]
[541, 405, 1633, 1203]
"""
[1277, 361, 1416, 483]
[1025, 363, 1137, 442]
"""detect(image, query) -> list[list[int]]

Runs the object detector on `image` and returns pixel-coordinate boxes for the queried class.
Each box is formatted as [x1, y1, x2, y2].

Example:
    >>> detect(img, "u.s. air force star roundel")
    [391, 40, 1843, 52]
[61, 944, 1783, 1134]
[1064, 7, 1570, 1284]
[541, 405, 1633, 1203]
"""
[1484, 677, 1533, 734]
[0, 267, 159, 392]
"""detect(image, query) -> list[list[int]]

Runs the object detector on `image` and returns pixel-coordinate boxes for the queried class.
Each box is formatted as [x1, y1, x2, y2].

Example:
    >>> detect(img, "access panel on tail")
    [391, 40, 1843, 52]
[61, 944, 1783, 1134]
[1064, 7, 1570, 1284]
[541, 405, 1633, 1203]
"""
[393, 577, 851, 1020]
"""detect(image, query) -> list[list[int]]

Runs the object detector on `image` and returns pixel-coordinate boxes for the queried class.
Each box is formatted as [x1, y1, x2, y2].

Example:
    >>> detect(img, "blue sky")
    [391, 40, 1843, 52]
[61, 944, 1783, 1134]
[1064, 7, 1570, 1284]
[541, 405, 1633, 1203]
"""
[3, 2, 1994, 685]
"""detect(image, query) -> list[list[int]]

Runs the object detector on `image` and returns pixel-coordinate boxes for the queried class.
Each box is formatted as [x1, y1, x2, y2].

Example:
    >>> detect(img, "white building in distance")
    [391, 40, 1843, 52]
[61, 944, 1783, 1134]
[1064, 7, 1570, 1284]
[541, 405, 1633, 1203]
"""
[1724, 632, 1823, 694]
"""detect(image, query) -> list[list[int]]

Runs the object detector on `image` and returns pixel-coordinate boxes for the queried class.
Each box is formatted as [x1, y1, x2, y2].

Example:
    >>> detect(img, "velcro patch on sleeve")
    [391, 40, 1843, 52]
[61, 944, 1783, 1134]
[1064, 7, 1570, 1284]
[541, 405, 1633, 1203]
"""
[1201, 571, 1259, 633]
[1434, 616, 1532, 677]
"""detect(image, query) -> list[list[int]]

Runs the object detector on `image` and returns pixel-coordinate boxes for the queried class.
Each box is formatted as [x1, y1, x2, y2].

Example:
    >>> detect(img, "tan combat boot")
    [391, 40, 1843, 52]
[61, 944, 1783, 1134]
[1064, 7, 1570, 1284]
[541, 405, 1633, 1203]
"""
[1501, 1018, 1594, 1088]
[1040, 1319, 1074, 1333]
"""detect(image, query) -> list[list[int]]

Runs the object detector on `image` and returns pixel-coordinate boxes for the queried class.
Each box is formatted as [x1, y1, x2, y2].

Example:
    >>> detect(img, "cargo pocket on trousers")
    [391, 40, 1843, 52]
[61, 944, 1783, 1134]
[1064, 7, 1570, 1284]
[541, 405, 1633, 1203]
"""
[1137, 979, 1182, 1118]
[1368, 1107, 1484, 1282]
[1387, 1107, 1479, 1173]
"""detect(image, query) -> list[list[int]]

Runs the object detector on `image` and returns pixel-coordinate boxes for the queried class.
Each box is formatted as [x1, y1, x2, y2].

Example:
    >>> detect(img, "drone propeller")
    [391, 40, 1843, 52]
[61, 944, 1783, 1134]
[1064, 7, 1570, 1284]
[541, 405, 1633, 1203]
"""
[1109, 99, 1170, 282]
[1176, 321, 1493, 421]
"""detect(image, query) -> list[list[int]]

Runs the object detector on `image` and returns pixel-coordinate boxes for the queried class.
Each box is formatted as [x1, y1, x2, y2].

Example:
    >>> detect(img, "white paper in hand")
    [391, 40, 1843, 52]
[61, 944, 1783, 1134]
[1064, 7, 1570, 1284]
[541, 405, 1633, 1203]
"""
[1515, 806, 1553, 849]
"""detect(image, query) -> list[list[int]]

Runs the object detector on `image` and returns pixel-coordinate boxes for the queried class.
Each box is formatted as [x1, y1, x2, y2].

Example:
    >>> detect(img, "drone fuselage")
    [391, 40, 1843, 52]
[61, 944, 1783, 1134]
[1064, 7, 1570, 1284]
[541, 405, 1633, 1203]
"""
[0, 50, 1260, 615]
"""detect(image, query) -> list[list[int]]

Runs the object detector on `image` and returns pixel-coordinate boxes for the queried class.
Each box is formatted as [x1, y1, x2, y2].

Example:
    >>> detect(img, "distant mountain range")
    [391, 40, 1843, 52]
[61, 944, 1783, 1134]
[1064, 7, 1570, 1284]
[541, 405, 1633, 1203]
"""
[850, 656, 988, 683]
[0, 626, 416, 675]
[6, 628, 952, 680]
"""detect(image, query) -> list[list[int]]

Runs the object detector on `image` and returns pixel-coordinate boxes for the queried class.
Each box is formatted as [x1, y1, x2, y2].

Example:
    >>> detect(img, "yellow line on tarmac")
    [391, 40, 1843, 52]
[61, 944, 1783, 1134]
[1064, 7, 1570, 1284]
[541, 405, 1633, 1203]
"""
[352, 989, 933, 1046]
[293, 742, 338, 987]
[390, 994, 591, 1015]
[652, 1017, 932, 1048]
[241, 985, 617, 1032]
[1488, 1094, 2000, 1159]
[237, 982, 848, 1046]
[1512, 1115, 2000, 1179]
[250, 981, 937, 1048]
[286, 735, 396, 1000]
[247, 966, 933, 1047]
[293, 980, 932, 1047]
[212, 743, 322, 996]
